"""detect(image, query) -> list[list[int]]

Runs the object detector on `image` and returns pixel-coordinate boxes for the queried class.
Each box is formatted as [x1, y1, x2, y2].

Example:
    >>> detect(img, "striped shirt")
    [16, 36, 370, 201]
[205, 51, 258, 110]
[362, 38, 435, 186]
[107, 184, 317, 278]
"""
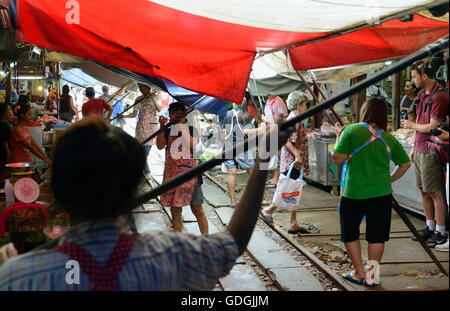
[0, 220, 238, 290]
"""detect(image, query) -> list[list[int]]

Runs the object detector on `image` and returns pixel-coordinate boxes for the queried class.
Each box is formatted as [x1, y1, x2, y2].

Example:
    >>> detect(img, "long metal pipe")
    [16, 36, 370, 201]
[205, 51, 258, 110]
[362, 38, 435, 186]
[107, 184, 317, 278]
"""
[131, 35, 449, 207]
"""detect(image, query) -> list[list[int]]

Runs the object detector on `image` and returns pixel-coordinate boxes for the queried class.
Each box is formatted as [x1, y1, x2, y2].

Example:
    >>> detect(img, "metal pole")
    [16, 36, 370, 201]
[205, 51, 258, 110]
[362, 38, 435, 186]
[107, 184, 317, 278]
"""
[295, 71, 343, 126]
[33, 35, 449, 253]
[131, 35, 449, 206]
[392, 197, 448, 277]
[106, 80, 134, 104]
[109, 91, 157, 122]
[310, 79, 344, 126]
[139, 95, 207, 145]
[250, 70, 265, 115]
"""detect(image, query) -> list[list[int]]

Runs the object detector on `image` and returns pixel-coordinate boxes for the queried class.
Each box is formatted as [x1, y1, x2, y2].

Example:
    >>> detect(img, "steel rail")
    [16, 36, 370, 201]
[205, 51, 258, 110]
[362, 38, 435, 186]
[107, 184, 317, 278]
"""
[203, 172, 355, 291]
[130, 35, 449, 208]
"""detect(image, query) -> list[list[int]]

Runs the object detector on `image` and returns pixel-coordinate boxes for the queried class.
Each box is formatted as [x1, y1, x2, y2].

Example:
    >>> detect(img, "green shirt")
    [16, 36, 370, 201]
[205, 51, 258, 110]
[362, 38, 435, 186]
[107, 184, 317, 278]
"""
[334, 123, 410, 199]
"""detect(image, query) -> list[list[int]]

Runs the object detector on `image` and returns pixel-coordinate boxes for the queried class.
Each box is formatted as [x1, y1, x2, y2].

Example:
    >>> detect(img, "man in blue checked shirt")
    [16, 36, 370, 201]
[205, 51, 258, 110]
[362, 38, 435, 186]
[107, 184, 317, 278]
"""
[0, 115, 293, 291]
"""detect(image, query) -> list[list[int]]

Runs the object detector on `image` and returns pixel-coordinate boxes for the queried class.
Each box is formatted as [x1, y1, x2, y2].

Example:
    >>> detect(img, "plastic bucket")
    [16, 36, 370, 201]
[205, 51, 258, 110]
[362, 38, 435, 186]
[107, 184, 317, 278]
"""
[26, 122, 43, 146]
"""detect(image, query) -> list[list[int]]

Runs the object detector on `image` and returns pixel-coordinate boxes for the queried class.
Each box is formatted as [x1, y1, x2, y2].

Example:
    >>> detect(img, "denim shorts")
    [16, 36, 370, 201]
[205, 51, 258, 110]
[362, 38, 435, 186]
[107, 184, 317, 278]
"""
[224, 151, 255, 171]
[190, 183, 204, 206]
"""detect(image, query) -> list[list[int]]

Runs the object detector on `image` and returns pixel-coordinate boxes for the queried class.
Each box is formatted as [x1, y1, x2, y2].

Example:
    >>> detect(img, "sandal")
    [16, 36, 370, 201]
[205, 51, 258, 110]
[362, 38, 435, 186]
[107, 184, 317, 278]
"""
[342, 271, 364, 285]
[265, 181, 277, 188]
[363, 279, 377, 288]
[230, 201, 239, 209]
[259, 211, 274, 225]
[288, 226, 311, 234]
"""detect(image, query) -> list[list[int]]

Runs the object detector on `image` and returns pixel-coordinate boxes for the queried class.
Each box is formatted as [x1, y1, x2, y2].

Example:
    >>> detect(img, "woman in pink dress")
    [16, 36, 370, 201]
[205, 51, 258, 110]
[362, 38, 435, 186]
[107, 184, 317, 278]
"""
[156, 102, 208, 234]
[10, 102, 51, 166]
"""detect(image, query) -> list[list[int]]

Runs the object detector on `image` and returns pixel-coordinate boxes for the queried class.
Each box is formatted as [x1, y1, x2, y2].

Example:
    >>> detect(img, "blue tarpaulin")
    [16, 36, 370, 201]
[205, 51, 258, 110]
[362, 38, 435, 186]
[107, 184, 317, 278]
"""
[62, 68, 102, 87]
[95, 62, 231, 116]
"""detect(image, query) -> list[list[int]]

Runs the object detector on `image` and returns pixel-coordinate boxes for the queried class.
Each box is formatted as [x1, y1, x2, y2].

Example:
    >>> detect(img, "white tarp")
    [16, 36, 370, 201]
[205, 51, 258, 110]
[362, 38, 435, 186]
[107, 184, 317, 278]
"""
[151, 0, 444, 32]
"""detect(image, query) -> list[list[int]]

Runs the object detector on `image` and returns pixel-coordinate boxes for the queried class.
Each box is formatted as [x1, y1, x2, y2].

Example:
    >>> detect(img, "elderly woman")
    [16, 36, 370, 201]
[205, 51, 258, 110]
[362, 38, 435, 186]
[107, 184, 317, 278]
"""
[0, 116, 293, 290]
[261, 91, 312, 234]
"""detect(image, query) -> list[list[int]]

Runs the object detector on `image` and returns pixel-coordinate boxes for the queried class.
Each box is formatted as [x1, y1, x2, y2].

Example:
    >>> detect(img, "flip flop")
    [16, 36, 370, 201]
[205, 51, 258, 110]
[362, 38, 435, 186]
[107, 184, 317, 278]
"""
[287, 226, 311, 234]
[363, 279, 377, 288]
[342, 271, 364, 285]
[265, 181, 277, 188]
[259, 211, 274, 224]
[230, 201, 240, 208]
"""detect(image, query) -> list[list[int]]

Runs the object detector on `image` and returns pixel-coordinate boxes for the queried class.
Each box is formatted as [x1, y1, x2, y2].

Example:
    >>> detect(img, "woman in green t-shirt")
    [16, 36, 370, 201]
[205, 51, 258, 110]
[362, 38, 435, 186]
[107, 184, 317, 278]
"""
[333, 98, 411, 287]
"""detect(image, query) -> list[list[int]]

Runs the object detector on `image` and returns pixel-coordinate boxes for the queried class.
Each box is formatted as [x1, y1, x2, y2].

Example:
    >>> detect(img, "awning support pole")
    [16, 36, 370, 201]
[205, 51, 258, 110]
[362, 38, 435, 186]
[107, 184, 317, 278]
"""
[133, 34, 449, 204]
[250, 70, 265, 115]
[295, 71, 344, 126]
[139, 95, 207, 145]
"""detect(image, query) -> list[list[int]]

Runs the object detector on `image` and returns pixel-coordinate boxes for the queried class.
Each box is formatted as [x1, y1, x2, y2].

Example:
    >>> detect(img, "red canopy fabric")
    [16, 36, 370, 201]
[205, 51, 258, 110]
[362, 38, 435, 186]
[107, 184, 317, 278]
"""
[14, 1, 449, 103]
[289, 15, 449, 71]
[14, 0, 326, 103]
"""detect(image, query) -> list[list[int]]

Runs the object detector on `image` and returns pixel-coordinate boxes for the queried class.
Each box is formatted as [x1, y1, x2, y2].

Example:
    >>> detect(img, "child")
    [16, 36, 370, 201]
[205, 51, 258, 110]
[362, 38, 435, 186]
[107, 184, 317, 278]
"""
[156, 102, 208, 234]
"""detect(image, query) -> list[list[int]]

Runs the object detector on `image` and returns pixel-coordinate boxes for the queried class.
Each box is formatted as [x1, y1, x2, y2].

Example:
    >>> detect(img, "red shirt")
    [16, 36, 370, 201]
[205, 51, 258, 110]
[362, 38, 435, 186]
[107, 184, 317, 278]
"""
[247, 105, 257, 120]
[10, 126, 33, 163]
[415, 82, 449, 154]
[82, 99, 111, 118]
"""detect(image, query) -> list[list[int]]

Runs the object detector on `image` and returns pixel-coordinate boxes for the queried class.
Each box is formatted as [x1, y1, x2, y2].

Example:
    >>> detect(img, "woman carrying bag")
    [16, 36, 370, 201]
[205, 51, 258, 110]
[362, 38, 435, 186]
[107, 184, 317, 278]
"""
[332, 98, 411, 287]
[261, 91, 312, 234]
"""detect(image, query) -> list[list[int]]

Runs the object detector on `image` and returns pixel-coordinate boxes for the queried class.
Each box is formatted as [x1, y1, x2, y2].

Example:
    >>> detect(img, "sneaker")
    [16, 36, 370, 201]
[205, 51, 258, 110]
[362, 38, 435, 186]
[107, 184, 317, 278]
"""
[425, 231, 448, 248]
[411, 226, 434, 241]
[435, 241, 449, 252]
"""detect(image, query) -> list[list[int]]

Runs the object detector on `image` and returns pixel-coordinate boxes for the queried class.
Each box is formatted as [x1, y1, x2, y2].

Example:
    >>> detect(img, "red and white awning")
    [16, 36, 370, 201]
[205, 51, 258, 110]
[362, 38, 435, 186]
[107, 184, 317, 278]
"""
[14, 0, 449, 102]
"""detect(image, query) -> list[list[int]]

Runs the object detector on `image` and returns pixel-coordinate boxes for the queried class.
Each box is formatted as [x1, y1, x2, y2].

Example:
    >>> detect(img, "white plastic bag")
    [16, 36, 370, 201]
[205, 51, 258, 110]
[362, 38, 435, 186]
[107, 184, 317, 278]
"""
[272, 164, 304, 211]
[267, 153, 278, 170]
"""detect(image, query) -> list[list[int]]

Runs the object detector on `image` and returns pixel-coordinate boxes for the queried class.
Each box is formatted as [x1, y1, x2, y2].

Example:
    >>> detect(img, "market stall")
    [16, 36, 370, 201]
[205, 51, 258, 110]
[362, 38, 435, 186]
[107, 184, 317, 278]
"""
[307, 130, 342, 192]
[391, 128, 424, 214]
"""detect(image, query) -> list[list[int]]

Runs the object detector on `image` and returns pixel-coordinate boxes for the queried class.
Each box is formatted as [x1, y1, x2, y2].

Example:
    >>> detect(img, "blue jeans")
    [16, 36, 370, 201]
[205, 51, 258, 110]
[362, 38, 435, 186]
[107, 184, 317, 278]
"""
[144, 145, 152, 174]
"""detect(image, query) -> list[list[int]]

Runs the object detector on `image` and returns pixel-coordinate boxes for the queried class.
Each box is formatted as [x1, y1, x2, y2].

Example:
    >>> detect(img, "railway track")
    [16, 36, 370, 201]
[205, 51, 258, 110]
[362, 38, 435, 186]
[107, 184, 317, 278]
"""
[201, 172, 353, 291]
[202, 171, 449, 291]
[139, 151, 448, 291]
[142, 173, 351, 291]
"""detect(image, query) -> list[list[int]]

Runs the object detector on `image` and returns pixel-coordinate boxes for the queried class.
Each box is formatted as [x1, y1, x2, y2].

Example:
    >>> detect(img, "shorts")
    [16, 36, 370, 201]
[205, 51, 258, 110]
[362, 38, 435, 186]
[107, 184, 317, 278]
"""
[113, 118, 126, 126]
[339, 194, 392, 244]
[190, 183, 204, 206]
[224, 151, 255, 171]
[414, 151, 445, 193]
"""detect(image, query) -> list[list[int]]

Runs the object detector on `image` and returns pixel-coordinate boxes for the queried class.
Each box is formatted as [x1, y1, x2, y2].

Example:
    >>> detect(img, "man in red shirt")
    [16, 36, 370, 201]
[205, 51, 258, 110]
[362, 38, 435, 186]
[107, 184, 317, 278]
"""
[82, 87, 113, 120]
[401, 59, 449, 248]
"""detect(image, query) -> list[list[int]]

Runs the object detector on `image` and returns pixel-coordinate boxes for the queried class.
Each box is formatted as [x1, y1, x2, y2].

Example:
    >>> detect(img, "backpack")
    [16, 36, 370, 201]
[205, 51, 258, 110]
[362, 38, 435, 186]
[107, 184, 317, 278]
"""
[417, 87, 448, 114]
[426, 117, 449, 163]
[418, 87, 449, 163]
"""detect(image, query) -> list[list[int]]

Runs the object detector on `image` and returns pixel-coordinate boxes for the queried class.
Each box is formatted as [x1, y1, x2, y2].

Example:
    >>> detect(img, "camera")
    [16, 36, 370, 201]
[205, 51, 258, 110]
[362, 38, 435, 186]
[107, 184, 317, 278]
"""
[429, 119, 449, 136]
[430, 128, 442, 136]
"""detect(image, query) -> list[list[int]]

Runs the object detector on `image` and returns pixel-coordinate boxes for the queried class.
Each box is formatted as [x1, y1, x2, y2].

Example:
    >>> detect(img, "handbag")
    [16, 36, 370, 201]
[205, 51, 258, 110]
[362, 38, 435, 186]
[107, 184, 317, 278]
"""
[272, 163, 304, 211]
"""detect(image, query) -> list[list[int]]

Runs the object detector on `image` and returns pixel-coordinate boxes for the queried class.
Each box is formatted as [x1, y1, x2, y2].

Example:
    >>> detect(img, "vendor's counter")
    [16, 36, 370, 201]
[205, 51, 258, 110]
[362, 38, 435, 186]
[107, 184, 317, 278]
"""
[307, 133, 342, 187]
[390, 143, 424, 216]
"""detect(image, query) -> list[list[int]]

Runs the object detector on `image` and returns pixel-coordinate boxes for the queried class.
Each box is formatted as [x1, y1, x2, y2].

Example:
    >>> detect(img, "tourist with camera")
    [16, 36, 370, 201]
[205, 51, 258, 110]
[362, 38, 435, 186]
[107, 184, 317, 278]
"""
[401, 60, 449, 249]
